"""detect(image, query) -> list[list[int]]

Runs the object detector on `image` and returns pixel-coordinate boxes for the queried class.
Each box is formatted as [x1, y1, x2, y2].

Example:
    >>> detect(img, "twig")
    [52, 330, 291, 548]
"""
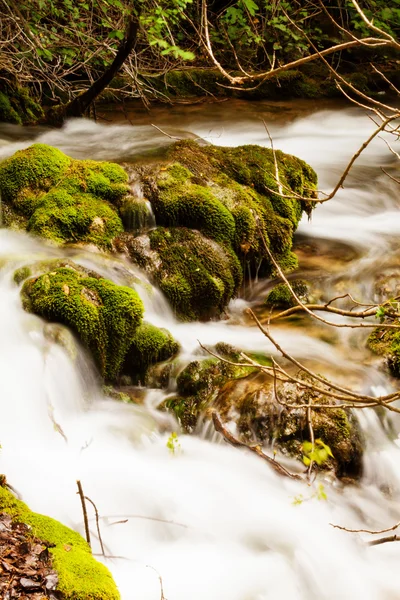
[76, 480, 91, 548]
[212, 412, 304, 481]
[84, 495, 105, 556]
[330, 520, 400, 535]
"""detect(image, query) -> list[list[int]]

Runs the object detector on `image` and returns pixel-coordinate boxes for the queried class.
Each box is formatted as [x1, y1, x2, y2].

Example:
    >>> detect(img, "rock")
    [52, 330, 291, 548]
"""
[141, 140, 317, 277]
[264, 279, 309, 308]
[0, 144, 127, 248]
[122, 321, 180, 384]
[116, 227, 242, 321]
[20, 262, 144, 381]
[162, 344, 250, 431]
[215, 375, 363, 479]
[0, 485, 120, 600]
[367, 326, 400, 377]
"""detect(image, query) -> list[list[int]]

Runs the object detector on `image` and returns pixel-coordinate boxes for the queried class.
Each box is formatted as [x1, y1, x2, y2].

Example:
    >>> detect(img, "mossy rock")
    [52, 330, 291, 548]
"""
[139, 140, 317, 279]
[0, 85, 43, 125]
[163, 344, 251, 431]
[0, 144, 128, 248]
[21, 262, 144, 381]
[265, 280, 309, 308]
[216, 375, 363, 479]
[116, 227, 242, 321]
[0, 485, 119, 600]
[122, 321, 180, 384]
[118, 196, 153, 231]
[367, 326, 400, 377]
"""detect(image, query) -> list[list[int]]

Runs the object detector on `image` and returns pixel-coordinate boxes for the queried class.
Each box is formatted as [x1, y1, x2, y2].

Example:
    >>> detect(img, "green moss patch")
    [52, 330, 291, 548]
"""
[0, 144, 128, 248]
[0, 86, 43, 125]
[21, 263, 144, 381]
[123, 321, 180, 383]
[368, 326, 400, 377]
[265, 280, 309, 308]
[0, 486, 119, 600]
[118, 227, 242, 321]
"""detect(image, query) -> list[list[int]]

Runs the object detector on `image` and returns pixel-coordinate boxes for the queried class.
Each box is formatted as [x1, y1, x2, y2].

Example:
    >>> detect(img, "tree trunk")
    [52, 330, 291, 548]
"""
[46, 10, 140, 126]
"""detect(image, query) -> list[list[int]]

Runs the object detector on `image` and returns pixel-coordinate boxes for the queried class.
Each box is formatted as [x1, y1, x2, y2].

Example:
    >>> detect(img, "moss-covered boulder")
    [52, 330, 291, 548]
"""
[0, 485, 120, 599]
[116, 227, 242, 321]
[0, 144, 127, 247]
[21, 262, 144, 381]
[139, 140, 317, 278]
[265, 280, 309, 308]
[122, 321, 180, 384]
[215, 375, 363, 479]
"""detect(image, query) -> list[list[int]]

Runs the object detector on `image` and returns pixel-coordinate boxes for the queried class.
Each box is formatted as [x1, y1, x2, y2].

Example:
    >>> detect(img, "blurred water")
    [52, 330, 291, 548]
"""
[1, 102, 400, 599]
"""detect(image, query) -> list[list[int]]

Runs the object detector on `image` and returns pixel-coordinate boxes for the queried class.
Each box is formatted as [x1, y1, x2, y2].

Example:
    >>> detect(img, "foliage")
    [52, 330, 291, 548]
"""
[302, 439, 333, 467]
[292, 483, 328, 505]
[166, 431, 181, 454]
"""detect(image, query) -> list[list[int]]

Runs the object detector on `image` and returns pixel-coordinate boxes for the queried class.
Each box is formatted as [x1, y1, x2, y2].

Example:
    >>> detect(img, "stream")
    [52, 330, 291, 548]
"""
[1, 99, 400, 599]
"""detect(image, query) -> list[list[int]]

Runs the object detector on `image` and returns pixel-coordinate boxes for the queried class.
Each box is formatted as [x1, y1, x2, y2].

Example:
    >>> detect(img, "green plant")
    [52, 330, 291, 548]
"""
[302, 439, 333, 467]
[166, 432, 181, 454]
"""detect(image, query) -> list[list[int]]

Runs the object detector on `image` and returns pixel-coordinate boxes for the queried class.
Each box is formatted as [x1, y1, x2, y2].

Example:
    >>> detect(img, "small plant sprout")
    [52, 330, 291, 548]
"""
[167, 432, 181, 455]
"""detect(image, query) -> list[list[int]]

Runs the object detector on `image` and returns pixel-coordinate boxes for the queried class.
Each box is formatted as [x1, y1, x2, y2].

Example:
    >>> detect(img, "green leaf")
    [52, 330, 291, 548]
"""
[241, 0, 258, 16]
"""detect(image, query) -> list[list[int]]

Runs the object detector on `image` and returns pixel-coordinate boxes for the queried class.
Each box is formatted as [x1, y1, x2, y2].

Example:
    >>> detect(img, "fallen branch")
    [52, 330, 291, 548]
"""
[84, 496, 105, 557]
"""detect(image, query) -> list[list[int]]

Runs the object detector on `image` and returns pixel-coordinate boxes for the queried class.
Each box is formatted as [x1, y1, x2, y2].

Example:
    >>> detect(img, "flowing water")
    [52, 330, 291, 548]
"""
[1, 99, 400, 599]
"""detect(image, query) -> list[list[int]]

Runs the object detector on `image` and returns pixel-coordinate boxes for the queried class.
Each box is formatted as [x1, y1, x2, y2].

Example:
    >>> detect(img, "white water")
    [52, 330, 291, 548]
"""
[1, 104, 400, 599]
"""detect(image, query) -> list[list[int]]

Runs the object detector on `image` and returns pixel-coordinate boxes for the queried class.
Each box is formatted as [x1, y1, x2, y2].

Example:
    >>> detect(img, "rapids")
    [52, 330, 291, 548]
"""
[1, 100, 400, 599]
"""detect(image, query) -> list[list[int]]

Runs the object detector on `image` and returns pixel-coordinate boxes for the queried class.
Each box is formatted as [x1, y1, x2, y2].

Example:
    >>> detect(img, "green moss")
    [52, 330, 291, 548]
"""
[265, 280, 309, 308]
[0, 91, 22, 124]
[0, 144, 128, 249]
[123, 227, 242, 321]
[0, 144, 71, 204]
[0, 486, 119, 600]
[153, 163, 236, 245]
[27, 189, 123, 248]
[123, 321, 179, 382]
[13, 266, 32, 285]
[21, 264, 144, 381]
[368, 327, 400, 377]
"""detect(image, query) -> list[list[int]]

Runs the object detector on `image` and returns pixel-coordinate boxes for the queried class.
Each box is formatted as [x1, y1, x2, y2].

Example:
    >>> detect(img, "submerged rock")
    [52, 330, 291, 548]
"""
[0, 484, 120, 599]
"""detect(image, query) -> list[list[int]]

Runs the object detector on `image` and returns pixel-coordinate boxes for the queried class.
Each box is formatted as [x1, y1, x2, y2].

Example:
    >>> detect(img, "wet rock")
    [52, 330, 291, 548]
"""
[264, 279, 309, 308]
[116, 227, 242, 321]
[214, 374, 363, 479]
